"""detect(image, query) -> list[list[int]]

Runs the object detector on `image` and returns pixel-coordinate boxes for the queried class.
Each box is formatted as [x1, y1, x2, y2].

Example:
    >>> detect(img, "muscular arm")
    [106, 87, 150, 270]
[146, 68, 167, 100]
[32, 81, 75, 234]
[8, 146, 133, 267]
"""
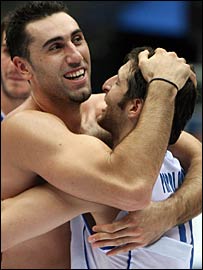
[88, 131, 202, 255]
[2, 131, 201, 253]
[2, 83, 172, 211]
[2, 86, 178, 213]
[1, 183, 110, 252]
[168, 131, 202, 223]
[2, 49, 192, 210]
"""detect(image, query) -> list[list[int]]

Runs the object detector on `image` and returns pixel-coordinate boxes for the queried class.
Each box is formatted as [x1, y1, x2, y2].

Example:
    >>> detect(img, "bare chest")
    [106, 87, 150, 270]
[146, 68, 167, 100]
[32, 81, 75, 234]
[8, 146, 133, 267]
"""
[1, 223, 71, 269]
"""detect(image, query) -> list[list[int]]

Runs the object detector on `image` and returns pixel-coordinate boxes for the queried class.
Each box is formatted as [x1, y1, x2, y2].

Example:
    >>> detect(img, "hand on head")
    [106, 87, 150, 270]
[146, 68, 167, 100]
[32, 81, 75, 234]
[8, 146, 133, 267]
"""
[138, 48, 197, 91]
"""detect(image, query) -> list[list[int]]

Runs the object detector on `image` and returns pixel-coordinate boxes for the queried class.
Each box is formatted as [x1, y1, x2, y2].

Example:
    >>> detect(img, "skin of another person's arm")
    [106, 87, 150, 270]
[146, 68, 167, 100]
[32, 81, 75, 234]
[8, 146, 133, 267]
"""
[168, 131, 202, 223]
[1, 184, 110, 252]
[1, 82, 173, 210]
[2, 49, 192, 210]
[2, 132, 201, 252]
[1, 49, 195, 252]
[87, 131, 202, 255]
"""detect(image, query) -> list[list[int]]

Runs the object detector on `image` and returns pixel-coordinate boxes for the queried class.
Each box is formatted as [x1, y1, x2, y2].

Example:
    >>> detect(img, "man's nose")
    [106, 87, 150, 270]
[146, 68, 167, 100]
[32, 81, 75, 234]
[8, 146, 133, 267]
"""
[65, 42, 83, 65]
[102, 82, 111, 94]
[102, 75, 117, 93]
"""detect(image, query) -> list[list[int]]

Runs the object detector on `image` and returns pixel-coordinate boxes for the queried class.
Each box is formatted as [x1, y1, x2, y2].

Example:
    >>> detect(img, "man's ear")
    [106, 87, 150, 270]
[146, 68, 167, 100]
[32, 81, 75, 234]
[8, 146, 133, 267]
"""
[13, 56, 32, 80]
[127, 98, 143, 120]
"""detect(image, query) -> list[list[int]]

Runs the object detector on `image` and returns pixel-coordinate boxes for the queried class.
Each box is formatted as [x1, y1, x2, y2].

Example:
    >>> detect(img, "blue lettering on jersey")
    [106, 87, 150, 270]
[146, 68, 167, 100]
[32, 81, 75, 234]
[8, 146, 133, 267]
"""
[160, 168, 185, 193]
[178, 168, 185, 186]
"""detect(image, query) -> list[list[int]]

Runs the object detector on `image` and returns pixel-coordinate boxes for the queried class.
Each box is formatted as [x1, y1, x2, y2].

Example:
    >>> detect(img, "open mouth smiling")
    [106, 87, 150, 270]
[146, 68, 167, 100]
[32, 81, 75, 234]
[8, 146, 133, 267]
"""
[64, 68, 85, 80]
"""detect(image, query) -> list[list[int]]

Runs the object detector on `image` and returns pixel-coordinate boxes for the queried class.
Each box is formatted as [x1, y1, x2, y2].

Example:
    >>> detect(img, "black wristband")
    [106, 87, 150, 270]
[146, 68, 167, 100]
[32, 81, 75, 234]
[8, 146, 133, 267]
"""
[148, 78, 179, 91]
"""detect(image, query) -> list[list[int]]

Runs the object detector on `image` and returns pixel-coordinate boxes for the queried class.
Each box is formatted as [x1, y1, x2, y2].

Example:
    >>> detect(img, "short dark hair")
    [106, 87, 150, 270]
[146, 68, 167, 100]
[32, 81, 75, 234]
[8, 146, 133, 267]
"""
[6, 1, 69, 61]
[120, 46, 197, 145]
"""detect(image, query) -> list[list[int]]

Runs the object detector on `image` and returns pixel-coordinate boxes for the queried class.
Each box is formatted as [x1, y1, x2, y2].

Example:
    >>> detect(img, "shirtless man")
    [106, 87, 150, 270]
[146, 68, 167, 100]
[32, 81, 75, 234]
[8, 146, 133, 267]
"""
[1, 1, 201, 269]
[2, 46, 200, 269]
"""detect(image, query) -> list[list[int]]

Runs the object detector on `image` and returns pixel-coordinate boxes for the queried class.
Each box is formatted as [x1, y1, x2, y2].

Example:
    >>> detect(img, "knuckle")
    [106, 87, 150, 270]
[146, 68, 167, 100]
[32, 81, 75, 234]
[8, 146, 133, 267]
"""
[168, 51, 177, 57]
[138, 59, 145, 66]
[110, 224, 117, 232]
[94, 234, 101, 241]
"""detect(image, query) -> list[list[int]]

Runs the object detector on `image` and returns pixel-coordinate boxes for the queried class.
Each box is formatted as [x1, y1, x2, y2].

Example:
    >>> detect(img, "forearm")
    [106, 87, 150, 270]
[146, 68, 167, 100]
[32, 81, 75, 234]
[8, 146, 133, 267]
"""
[168, 131, 202, 224]
[166, 154, 202, 225]
[110, 83, 176, 209]
[1, 185, 67, 251]
[1, 184, 100, 252]
[1, 182, 110, 252]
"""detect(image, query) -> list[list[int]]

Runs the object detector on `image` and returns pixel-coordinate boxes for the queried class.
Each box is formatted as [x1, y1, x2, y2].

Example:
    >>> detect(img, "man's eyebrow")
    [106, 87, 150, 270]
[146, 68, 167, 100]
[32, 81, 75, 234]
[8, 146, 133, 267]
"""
[42, 36, 63, 48]
[42, 28, 83, 49]
[72, 28, 83, 37]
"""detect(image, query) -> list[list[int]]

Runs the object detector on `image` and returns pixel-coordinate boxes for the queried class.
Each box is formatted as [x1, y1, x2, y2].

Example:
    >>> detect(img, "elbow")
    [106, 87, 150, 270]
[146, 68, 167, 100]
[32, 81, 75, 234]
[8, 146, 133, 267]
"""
[115, 182, 152, 211]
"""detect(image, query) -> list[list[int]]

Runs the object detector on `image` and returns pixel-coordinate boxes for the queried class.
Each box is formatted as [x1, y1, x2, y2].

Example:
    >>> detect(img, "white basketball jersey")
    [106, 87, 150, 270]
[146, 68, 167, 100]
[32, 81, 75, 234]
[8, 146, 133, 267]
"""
[70, 151, 194, 269]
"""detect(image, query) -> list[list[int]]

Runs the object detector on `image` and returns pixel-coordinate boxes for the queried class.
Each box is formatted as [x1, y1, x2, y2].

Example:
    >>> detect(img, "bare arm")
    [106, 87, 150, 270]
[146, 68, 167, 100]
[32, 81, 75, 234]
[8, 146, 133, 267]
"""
[2, 49, 192, 211]
[1, 87, 172, 210]
[1, 90, 170, 211]
[4, 131, 200, 254]
[168, 131, 202, 223]
[1, 183, 110, 252]
[88, 132, 202, 255]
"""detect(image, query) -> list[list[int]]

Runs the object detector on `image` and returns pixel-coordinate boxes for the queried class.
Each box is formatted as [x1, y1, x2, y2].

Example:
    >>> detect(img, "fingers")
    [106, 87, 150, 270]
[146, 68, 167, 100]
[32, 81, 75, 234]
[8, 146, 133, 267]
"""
[190, 71, 197, 88]
[138, 49, 150, 65]
[91, 236, 133, 248]
[92, 217, 131, 233]
[106, 243, 143, 256]
[88, 227, 143, 243]
[178, 57, 186, 63]
[138, 47, 195, 90]
[90, 235, 145, 249]
[154, 48, 167, 53]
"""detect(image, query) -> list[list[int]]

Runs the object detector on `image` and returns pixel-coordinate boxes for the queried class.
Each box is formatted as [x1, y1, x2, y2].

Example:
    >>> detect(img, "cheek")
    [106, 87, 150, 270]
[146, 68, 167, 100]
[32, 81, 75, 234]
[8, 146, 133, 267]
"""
[1, 56, 9, 70]
[1, 63, 8, 79]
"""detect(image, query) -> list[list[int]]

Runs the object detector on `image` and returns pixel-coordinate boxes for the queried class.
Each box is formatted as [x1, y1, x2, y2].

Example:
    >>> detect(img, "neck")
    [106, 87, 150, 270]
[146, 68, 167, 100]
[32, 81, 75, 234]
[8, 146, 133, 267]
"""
[1, 90, 27, 115]
[112, 123, 135, 148]
[31, 93, 82, 133]
[112, 132, 125, 148]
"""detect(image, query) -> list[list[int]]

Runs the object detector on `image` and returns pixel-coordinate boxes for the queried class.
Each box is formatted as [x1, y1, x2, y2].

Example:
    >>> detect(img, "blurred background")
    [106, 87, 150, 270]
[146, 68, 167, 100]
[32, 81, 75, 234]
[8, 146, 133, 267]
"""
[1, 1, 202, 268]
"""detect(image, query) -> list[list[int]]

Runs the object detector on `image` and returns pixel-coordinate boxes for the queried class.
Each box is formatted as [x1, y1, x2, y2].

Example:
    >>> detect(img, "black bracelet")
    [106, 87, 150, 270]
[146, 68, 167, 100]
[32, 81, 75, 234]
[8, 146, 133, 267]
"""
[148, 78, 179, 91]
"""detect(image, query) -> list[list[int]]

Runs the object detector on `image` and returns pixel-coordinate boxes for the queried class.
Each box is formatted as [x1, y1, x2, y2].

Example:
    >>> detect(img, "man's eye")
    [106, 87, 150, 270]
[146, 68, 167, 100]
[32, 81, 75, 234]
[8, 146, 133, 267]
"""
[72, 35, 83, 45]
[49, 43, 64, 51]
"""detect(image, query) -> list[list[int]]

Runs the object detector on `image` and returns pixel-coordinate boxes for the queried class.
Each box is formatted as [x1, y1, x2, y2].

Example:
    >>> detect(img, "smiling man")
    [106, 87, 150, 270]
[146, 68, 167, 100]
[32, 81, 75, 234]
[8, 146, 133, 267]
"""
[1, 1, 201, 269]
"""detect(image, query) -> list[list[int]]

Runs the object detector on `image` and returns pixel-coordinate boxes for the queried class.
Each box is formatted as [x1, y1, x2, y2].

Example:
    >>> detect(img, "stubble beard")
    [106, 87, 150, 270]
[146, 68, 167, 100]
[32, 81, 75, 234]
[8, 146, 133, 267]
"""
[68, 89, 92, 104]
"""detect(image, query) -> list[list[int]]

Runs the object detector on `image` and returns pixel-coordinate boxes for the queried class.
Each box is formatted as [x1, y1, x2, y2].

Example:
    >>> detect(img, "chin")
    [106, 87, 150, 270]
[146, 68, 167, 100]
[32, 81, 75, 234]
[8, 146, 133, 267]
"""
[70, 90, 91, 103]
[80, 91, 91, 103]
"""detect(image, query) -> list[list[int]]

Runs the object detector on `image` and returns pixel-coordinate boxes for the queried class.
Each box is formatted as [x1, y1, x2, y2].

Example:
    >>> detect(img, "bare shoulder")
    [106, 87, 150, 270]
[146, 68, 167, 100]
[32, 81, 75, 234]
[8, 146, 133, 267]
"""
[2, 109, 109, 160]
[3, 110, 66, 129]
[1, 110, 69, 164]
[2, 110, 69, 143]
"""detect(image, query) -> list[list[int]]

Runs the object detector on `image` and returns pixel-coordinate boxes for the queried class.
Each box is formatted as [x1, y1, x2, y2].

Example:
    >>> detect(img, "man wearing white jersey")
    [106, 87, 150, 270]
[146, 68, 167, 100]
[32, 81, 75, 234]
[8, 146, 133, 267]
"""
[71, 153, 193, 269]
[70, 46, 197, 269]
[1, 2, 201, 267]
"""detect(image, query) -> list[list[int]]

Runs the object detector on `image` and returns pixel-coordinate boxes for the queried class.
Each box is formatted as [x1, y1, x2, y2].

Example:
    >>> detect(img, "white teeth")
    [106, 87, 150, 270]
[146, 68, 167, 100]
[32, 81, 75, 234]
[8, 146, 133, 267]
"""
[65, 69, 85, 79]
